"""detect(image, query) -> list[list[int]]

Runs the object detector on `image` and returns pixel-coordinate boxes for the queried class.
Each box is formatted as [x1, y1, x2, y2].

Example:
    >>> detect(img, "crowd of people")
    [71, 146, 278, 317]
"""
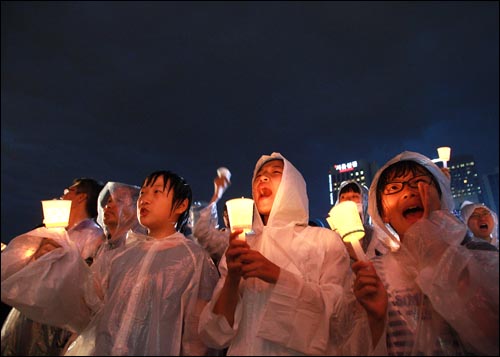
[1, 150, 498, 356]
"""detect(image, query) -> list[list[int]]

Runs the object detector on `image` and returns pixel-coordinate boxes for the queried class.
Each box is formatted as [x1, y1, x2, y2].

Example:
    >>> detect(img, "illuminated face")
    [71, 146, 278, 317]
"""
[103, 195, 119, 231]
[103, 187, 134, 233]
[138, 176, 185, 237]
[61, 183, 83, 209]
[380, 171, 438, 240]
[252, 159, 284, 225]
[339, 191, 362, 204]
[468, 207, 494, 240]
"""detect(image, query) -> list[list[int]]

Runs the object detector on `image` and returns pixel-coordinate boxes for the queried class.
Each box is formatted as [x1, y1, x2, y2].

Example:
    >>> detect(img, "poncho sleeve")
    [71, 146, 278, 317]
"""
[405, 210, 499, 356]
[1, 228, 99, 333]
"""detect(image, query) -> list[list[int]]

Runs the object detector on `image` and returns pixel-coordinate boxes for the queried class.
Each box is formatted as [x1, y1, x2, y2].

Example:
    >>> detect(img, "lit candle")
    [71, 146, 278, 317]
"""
[327, 200, 366, 261]
[41, 199, 72, 229]
[437, 146, 451, 168]
[225, 197, 254, 240]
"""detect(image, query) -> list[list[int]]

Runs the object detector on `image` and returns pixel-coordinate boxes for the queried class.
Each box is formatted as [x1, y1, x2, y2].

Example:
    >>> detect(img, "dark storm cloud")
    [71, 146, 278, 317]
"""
[1, 1, 498, 241]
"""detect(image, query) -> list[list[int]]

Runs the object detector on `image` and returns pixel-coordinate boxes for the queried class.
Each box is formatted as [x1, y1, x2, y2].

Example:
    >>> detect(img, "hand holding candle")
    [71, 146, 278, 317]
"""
[225, 197, 254, 240]
[327, 200, 367, 261]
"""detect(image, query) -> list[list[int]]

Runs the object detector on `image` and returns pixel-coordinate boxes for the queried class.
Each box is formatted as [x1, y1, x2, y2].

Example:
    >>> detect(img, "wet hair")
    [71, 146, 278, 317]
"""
[141, 170, 192, 234]
[340, 182, 361, 195]
[376, 161, 441, 217]
[73, 178, 104, 219]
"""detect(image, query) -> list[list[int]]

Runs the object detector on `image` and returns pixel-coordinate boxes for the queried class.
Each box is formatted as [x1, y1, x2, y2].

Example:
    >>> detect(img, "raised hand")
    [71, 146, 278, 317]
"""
[352, 260, 387, 347]
[351, 261, 387, 321]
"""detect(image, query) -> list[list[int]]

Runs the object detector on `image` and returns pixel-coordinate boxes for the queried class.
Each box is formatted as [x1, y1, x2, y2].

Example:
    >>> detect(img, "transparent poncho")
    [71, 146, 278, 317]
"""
[1, 212, 103, 356]
[367, 151, 499, 356]
[198, 152, 380, 355]
[2, 182, 219, 355]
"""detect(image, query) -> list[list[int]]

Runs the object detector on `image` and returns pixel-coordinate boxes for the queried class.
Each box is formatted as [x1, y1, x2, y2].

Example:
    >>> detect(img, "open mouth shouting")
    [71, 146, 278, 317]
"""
[403, 205, 424, 221]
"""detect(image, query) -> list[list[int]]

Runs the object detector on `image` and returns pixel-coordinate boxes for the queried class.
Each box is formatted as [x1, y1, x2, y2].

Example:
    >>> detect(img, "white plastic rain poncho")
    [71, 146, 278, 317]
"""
[199, 152, 376, 356]
[94, 182, 146, 258]
[1, 216, 103, 356]
[460, 201, 499, 249]
[67, 218, 105, 263]
[192, 201, 229, 264]
[367, 151, 499, 356]
[2, 201, 219, 355]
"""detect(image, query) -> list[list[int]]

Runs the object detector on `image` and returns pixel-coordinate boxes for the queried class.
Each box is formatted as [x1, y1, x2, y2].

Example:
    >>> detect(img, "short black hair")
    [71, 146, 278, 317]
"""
[340, 182, 361, 195]
[141, 170, 192, 234]
[73, 178, 104, 219]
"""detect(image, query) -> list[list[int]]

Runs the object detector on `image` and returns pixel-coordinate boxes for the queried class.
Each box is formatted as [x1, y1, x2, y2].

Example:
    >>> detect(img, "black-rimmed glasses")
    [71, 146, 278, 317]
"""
[383, 175, 433, 195]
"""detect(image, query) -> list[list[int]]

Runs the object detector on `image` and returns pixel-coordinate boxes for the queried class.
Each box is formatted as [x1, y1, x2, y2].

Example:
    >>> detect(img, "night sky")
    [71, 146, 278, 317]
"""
[2, 1, 499, 243]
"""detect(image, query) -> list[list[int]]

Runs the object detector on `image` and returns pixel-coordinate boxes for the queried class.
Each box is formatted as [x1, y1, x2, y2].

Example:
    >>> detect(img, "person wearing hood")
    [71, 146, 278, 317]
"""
[2, 171, 219, 355]
[328, 180, 386, 261]
[460, 201, 499, 250]
[94, 181, 147, 258]
[198, 152, 387, 355]
[366, 151, 499, 356]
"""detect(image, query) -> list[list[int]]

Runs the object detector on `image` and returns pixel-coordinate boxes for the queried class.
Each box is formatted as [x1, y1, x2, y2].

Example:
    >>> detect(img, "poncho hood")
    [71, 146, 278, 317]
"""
[368, 151, 454, 251]
[252, 152, 309, 233]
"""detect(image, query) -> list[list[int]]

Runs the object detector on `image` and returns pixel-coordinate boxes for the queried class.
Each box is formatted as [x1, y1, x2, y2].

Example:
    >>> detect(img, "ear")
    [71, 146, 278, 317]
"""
[77, 192, 88, 204]
[174, 199, 189, 215]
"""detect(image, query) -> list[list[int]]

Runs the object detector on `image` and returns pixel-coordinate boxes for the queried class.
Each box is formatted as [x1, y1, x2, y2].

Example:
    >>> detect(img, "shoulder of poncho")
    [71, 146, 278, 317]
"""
[299, 226, 343, 247]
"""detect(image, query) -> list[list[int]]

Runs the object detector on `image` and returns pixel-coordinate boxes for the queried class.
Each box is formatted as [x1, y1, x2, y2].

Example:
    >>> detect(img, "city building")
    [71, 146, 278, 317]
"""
[328, 159, 378, 205]
[482, 168, 499, 213]
[449, 155, 484, 209]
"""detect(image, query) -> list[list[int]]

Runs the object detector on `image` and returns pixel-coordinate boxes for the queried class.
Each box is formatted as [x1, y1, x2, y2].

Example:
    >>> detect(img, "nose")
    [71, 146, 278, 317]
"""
[138, 196, 149, 207]
[259, 175, 269, 183]
[402, 186, 418, 198]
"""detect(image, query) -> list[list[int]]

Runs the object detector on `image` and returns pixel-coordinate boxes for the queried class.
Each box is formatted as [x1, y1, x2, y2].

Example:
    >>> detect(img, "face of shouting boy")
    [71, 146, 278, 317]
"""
[252, 159, 284, 225]
[468, 207, 494, 241]
[380, 167, 441, 241]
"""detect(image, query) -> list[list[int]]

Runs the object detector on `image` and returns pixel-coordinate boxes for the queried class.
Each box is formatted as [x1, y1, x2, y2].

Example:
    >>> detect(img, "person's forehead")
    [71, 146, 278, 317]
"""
[341, 191, 361, 196]
[258, 159, 284, 172]
[113, 186, 130, 195]
[387, 169, 428, 181]
[145, 176, 166, 187]
[473, 207, 490, 214]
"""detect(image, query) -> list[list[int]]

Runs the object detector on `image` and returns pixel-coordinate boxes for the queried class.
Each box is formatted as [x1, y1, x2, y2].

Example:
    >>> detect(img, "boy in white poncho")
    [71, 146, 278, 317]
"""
[366, 151, 499, 355]
[2, 171, 219, 355]
[198, 152, 387, 355]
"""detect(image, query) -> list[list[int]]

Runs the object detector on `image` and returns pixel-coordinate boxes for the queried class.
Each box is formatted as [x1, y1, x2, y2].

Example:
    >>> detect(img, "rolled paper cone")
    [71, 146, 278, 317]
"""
[226, 197, 254, 240]
[351, 238, 367, 262]
[42, 199, 72, 229]
[437, 147, 451, 168]
[437, 146, 451, 162]
[327, 201, 365, 241]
